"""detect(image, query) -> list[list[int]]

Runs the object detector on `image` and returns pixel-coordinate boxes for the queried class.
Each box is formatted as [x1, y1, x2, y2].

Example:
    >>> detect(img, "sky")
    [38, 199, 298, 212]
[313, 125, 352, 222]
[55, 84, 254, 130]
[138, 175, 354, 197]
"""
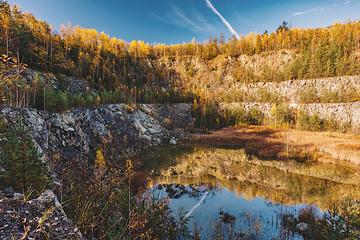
[6, 0, 360, 45]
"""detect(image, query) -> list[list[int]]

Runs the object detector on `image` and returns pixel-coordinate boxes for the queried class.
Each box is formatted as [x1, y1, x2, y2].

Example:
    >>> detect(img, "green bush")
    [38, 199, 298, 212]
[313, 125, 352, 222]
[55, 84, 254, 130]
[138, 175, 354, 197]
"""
[324, 117, 338, 131]
[275, 104, 293, 126]
[300, 87, 319, 103]
[86, 94, 94, 106]
[47, 91, 68, 112]
[320, 88, 339, 103]
[247, 108, 264, 125]
[309, 113, 323, 131]
[0, 116, 50, 193]
[226, 106, 247, 126]
[256, 88, 279, 103]
[297, 111, 310, 130]
[313, 199, 360, 239]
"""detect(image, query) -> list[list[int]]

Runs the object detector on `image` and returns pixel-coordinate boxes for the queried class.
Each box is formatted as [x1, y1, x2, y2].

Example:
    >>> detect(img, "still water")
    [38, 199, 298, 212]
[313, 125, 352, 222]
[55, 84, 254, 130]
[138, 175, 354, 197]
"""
[143, 145, 360, 239]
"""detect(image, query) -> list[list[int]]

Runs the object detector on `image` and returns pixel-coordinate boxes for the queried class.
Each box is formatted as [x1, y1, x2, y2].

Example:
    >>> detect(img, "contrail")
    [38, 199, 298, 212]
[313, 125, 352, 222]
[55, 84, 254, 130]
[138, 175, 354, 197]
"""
[205, 0, 240, 39]
[185, 191, 209, 218]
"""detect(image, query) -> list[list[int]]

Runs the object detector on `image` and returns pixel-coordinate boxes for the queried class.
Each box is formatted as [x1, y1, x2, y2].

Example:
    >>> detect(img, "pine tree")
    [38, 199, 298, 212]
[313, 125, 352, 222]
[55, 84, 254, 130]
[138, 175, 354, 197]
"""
[0, 115, 49, 193]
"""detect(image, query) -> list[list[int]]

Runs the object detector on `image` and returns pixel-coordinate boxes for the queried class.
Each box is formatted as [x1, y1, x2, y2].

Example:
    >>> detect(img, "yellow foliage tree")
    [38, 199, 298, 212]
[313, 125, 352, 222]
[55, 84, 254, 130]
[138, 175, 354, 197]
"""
[95, 149, 106, 179]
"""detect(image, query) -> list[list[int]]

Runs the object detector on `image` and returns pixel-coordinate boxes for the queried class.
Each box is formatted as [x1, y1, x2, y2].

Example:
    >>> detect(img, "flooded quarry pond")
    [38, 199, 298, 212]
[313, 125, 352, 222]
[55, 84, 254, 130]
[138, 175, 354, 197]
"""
[143, 144, 360, 239]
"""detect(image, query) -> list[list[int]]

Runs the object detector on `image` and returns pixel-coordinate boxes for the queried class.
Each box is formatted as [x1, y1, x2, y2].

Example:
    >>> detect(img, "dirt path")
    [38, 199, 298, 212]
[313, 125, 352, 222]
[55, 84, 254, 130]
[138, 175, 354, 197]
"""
[193, 126, 360, 166]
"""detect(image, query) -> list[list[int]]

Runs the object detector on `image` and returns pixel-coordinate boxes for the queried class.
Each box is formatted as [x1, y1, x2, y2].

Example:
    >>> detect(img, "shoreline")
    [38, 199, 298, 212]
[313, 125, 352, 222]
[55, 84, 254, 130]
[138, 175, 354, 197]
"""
[191, 126, 360, 167]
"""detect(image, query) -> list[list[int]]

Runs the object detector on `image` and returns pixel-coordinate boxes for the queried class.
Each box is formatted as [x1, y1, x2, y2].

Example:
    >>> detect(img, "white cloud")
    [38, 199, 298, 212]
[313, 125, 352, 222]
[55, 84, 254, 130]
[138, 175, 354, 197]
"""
[293, 8, 318, 16]
[292, 8, 325, 16]
[293, 1, 352, 17]
[293, 6, 331, 16]
[155, 4, 215, 34]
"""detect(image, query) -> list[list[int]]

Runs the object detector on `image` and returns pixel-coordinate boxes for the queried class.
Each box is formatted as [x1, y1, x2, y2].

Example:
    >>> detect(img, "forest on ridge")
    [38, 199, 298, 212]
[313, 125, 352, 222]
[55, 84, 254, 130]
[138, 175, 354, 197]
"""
[0, 0, 359, 132]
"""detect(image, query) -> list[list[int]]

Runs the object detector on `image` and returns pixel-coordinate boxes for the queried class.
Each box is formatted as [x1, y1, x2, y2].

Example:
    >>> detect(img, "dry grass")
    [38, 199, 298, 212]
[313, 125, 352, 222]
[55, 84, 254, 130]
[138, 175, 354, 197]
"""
[193, 126, 285, 159]
[193, 126, 360, 166]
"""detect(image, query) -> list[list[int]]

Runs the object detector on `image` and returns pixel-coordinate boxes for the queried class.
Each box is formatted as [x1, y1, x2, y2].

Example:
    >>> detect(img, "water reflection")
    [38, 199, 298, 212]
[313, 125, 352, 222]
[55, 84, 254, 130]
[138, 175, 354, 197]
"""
[144, 145, 360, 239]
[150, 180, 307, 239]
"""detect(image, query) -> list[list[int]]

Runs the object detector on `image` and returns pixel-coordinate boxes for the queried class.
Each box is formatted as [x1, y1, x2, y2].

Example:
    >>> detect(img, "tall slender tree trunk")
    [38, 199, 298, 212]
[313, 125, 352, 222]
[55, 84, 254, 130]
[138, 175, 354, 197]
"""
[43, 85, 46, 111]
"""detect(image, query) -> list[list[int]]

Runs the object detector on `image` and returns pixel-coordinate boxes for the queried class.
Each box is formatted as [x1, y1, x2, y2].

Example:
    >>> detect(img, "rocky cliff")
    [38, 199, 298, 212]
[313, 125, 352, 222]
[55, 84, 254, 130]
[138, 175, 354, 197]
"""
[236, 76, 360, 103]
[1, 103, 194, 172]
[222, 100, 360, 132]
[2, 99, 360, 172]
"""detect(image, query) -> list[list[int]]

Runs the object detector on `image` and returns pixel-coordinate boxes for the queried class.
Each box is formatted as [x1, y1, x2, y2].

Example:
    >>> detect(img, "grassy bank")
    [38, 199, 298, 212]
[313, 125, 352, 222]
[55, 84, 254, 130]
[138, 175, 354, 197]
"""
[193, 126, 360, 166]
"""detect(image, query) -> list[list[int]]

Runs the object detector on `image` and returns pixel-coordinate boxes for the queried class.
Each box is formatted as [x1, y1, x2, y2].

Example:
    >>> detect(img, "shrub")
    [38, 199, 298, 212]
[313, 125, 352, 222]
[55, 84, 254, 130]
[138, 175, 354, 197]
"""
[309, 113, 323, 131]
[298, 205, 319, 226]
[320, 88, 339, 103]
[300, 87, 319, 103]
[226, 106, 247, 127]
[255, 88, 280, 103]
[313, 201, 360, 239]
[297, 111, 310, 130]
[271, 105, 294, 126]
[47, 91, 68, 112]
[62, 146, 190, 239]
[324, 117, 338, 131]
[125, 104, 134, 114]
[0, 116, 49, 193]
[247, 108, 264, 125]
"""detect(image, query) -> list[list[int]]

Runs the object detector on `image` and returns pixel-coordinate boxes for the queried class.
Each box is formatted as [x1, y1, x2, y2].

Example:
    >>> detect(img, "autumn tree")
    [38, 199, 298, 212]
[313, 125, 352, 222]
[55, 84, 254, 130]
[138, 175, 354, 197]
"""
[277, 21, 290, 33]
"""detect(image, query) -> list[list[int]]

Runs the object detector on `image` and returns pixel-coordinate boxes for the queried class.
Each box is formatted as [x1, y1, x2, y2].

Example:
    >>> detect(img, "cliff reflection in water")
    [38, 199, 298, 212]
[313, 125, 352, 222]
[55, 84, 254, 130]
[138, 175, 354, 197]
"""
[144, 144, 360, 210]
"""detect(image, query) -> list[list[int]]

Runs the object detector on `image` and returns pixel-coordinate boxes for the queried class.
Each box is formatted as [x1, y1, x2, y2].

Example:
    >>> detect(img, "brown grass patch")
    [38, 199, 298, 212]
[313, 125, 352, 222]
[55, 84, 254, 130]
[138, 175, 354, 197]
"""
[193, 126, 285, 159]
[193, 126, 360, 165]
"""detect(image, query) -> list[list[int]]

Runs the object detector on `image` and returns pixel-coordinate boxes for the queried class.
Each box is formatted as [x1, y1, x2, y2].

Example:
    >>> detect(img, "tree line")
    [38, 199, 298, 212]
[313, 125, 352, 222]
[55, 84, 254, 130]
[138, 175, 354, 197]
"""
[1, 0, 360, 89]
[0, 0, 360, 124]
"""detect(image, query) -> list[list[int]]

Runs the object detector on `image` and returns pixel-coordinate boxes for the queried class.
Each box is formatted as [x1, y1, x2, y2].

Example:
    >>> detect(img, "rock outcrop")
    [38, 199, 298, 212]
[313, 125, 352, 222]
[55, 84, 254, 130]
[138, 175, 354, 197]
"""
[222, 101, 360, 132]
[1, 103, 194, 168]
[236, 76, 360, 103]
[0, 190, 83, 240]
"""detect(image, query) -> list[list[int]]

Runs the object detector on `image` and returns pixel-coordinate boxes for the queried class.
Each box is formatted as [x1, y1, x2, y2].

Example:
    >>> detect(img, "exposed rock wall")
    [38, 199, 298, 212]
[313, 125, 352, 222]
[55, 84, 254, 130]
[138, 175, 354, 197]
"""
[236, 76, 360, 103]
[223, 101, 360, 131]
[1, 103, 194, 168]
[2, 99, 359, 169]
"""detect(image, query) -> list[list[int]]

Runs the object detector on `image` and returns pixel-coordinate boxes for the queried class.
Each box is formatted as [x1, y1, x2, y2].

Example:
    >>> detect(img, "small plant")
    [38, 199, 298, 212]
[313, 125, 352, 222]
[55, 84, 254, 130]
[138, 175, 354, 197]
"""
[247, 108, 264, 125]
[124, 104, 134, 113]
[245, 146, 257, 159]
[298, 205, 319, 226]
[309, 113, 323, 131]
[211, 65, 218, 71]
[300, 87, 319, 103]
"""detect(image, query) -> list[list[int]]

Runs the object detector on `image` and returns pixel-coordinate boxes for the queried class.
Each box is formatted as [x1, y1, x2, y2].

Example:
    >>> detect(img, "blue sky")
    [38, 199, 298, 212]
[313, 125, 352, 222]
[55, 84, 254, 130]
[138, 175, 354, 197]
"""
[7, 0, 360, 45]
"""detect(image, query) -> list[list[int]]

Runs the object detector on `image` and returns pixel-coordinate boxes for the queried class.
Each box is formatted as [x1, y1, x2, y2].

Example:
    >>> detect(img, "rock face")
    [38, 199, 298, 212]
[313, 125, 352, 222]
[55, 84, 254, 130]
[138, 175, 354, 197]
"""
[1, 103, 194, 170]
[0, 190, 83, 240]
[222, 101, 360, 132]
[23, 69, 94, 96]
[2, 99, 360, 171]
[236, 76, 360, 103]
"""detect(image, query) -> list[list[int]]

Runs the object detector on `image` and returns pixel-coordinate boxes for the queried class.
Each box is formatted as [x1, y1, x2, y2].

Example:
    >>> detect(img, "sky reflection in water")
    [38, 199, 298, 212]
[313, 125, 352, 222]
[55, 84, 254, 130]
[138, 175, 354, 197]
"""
[150, 181, 312, 239]
[144, 145, 359, 239]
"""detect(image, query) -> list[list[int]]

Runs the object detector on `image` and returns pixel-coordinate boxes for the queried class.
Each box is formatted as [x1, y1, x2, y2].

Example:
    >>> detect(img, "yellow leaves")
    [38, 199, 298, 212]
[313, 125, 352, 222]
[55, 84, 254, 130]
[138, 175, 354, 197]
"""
[126, 159, 133, 174]
[95, 149, 106, 177]
[270, 104, 276, 115]
[129, 40, 138, 54]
